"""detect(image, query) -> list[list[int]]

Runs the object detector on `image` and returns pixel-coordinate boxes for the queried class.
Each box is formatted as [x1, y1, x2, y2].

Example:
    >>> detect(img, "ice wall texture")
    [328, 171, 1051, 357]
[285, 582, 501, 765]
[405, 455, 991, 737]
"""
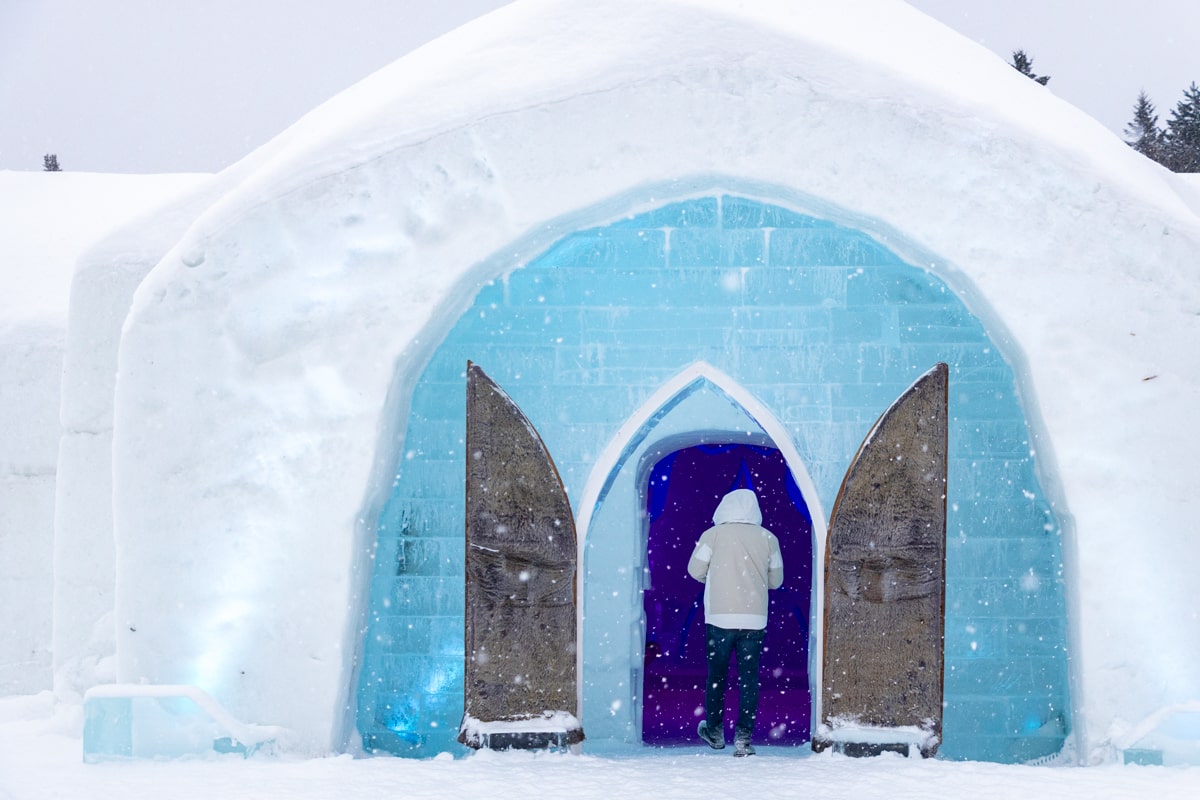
[0, 170, 207, 696]
[53, 176, 216, 702]
[359, 196, 1068, 763]
[0, 324, 61, 693]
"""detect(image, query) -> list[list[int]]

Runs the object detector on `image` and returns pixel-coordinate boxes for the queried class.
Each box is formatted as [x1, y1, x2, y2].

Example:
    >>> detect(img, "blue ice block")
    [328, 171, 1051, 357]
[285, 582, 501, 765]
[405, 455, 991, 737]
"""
[82, 685, 287, 762]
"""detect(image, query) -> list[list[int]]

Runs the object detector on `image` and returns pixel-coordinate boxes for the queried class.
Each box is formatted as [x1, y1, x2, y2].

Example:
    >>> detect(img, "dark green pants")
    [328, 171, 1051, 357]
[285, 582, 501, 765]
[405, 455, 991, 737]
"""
[704, 624, 765, 741]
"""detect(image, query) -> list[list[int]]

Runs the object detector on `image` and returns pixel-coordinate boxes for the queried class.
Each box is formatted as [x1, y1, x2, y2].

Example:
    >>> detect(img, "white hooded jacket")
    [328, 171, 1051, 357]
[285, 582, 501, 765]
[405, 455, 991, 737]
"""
[687, 489, 784, 630]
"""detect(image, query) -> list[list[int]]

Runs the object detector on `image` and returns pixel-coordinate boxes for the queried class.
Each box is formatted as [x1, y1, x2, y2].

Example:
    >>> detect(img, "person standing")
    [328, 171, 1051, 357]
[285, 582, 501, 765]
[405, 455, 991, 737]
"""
[687, 488, 783, 756]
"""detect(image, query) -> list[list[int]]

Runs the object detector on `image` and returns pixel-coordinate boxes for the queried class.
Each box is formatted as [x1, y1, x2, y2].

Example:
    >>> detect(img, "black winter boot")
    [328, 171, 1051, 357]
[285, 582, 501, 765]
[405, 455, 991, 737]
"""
[733, 734, 756, 757]
[698, 720, 725, 750]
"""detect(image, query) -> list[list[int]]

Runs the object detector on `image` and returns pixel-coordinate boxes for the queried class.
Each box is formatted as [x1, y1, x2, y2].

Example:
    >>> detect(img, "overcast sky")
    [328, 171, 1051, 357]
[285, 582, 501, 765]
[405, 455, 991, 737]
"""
[1, 0, 1197, 174]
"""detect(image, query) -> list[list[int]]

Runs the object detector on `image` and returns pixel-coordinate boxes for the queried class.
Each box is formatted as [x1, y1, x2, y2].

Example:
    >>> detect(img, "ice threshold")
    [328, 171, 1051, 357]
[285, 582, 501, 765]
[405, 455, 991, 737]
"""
[83, 684, 290, 762]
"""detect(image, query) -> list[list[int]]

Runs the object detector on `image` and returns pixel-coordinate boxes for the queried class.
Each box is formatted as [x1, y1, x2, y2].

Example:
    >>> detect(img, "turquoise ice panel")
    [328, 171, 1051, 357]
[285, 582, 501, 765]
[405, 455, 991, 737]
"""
[82, 695, 253, 761]
[356, 195, 1069, 763]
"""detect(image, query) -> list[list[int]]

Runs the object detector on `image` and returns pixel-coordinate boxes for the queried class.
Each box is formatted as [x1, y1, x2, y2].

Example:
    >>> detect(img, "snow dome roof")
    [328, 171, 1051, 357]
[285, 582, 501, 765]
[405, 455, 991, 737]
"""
[196, 0, 1200, 228]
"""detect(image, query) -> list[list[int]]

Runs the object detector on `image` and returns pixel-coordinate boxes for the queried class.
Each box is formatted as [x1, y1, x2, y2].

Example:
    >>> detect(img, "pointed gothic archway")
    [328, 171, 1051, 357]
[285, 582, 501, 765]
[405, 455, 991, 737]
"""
[575, 362, 826, 748]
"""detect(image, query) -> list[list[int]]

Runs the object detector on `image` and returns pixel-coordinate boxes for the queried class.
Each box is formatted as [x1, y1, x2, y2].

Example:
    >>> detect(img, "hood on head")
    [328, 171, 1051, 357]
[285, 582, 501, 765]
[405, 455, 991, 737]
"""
[712, 488, 762, 526]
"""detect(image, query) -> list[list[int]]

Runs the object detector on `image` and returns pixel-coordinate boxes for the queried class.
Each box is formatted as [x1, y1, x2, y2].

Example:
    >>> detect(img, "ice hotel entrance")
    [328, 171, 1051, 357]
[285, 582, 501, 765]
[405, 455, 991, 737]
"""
[634, 441, 813, 746]
[576, 363, 821, 749]
[355, 194, 1070, 763]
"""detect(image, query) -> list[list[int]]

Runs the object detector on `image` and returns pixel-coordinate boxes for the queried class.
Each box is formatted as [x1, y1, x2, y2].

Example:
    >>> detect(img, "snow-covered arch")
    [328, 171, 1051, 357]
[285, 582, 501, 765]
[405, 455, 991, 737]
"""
[577, 361, 828, 548]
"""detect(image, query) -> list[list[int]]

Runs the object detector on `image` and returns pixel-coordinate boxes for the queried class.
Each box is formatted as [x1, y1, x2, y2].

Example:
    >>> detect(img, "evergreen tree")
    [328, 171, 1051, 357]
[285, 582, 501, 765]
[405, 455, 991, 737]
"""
[42, 153, 61, 172]
[1164, 82, 1200, 173]
[1124, 91, 1167, 166]
[1010, 49, 1050, 85]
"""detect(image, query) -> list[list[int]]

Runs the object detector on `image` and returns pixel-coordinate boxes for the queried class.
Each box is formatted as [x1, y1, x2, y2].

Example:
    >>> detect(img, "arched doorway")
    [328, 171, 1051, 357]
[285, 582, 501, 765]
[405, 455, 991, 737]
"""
[356, 193, 1069, 762]
[641, 442, 813, 746]
[574, 363, 827, 748]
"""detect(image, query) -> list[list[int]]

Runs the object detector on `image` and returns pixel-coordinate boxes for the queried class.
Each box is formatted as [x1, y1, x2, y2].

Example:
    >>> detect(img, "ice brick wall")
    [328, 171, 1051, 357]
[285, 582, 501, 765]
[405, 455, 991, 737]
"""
[357, 196, 1068, 763]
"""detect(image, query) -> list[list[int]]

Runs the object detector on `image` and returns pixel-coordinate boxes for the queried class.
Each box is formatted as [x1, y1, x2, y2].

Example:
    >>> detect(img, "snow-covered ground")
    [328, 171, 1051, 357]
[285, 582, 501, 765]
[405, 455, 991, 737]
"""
[1, 693, 1197, 800]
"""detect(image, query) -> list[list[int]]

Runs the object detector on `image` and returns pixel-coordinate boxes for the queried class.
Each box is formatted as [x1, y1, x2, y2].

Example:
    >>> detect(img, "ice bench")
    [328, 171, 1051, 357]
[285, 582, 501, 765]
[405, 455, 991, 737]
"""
[83, 684, 289, 762]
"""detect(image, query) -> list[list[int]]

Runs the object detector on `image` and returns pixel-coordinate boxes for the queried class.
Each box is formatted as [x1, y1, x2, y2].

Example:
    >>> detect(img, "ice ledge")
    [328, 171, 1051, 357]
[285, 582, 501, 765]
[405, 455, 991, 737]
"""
[83, 683, 292, 761]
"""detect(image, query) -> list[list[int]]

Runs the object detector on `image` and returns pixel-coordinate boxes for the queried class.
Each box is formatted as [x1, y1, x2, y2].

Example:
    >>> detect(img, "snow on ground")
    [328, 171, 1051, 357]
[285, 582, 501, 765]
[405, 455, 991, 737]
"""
[1, 694, 1196, 800]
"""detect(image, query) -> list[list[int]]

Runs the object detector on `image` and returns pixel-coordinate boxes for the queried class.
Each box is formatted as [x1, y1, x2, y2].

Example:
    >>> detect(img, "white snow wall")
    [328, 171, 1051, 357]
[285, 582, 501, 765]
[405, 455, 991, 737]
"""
[0, 323, 60, 694]
[53, 179, 218, 700]
[0, 170, 211, 696]
[104, 0, 1200, 758]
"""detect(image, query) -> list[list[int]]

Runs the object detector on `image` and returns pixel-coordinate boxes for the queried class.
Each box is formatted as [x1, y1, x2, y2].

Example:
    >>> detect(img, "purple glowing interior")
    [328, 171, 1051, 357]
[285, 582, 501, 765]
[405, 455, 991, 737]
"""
[641, 443, 813, 746]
